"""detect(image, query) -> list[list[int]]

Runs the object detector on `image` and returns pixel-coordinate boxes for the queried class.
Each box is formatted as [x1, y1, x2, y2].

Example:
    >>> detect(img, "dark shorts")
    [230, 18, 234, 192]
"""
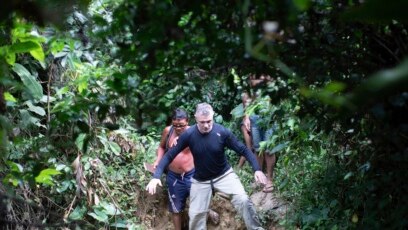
[249, 115, 274, 152]
[166, 168, 195, 213]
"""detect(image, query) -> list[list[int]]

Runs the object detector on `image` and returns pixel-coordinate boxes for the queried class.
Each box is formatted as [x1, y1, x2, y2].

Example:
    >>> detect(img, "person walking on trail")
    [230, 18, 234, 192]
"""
[146, 103, 268, 230]
[152, 108, 219, 229]
[152, 108, 194, 230]
[237, 75, 276, 193]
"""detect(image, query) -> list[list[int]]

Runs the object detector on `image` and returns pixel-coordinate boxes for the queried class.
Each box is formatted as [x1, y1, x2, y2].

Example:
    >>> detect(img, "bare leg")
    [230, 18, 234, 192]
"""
[172, 213, 182, 230]
[238, 156, 246, 168]
[238, 124, 252, 168]
[263, 152, 276, 192]
[256, 151, 264, 170]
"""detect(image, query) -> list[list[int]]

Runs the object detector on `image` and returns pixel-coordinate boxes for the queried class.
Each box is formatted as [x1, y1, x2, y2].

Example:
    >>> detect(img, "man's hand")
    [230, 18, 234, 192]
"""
[145, 178, 162, 195]
[243, 116, 251, 132]
[254, 171, 267, 185]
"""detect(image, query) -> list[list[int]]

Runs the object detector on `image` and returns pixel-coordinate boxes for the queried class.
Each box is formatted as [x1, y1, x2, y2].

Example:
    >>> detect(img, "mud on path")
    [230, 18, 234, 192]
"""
[135, 185, 288, 230]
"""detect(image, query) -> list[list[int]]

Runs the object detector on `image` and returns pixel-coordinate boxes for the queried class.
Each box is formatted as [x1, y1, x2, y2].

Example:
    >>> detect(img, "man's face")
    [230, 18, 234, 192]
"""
[172, 118, 188, 135]
[195, 114, 213, 134]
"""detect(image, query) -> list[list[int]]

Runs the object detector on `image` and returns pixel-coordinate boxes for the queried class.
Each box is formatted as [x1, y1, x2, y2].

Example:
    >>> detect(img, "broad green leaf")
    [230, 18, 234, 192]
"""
[230, 104, 244, 119]
[78, 80, 88, 93]
[6, 52, 16, 65]
[55, 164, 67, 171]
[57, 180, 72, 193]
[40, 95, 56, 103]
[109, 142, 121, 156]
[69, 206, 87, 220]
[75, 133, 87, 151]
[54, 51, 68, 58]
[4, 92, 17, 102]
[30, 46, 45, 62]
[19, 109, 42, 128]
[51, 100, 70, 112]
[271, 142, 289, 154]
[9, 41, 40, 53]
[25, 101, 46, 116]
[3, 174, 21, 186]
[7, 161, 23, 172]
[12, 64, 43, 101]
[101, 202, 120, 215]
[50, 40, 65, 55]
[35, 168, 62, 185]
[89, 209, 108, 223]
[56, 86, 70, 97]
[287, 118, 295, 130]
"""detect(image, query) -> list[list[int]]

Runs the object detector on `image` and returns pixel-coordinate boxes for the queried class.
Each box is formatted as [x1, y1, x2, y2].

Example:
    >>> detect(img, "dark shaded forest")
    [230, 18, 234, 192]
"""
[1, 0, 407, 229]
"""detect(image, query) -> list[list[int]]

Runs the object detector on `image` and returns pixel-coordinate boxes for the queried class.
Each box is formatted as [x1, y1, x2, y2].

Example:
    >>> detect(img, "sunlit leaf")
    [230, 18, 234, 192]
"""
[5, 50, 16, 65]
[35, 168, 62, 185]
[50, 39, 66, 55]
[30, 46, 45, 62]
[9, 41, 40, 53]
[7, 161, 23, 172]
[78, 80, 88, 93]
[4, 92, 17, 102]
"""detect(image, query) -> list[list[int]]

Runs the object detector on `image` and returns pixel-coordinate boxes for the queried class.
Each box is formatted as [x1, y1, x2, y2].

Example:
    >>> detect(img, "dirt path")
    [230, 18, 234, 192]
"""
[136, 186, 288, 230]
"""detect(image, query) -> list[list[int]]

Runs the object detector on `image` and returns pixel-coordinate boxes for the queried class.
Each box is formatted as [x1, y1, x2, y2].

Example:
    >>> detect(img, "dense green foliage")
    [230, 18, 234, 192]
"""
[1, 0, 407, 229]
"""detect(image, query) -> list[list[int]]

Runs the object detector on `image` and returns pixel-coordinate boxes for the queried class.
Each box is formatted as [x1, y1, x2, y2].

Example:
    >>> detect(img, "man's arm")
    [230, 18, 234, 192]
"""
[146, 132, 189, 194]
[226, 131, 267, 185]
[226, 128, 260, 171]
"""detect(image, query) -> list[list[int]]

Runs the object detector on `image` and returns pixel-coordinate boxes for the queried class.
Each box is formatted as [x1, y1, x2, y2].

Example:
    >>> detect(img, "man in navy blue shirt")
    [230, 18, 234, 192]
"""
[146, 103, 267, 229]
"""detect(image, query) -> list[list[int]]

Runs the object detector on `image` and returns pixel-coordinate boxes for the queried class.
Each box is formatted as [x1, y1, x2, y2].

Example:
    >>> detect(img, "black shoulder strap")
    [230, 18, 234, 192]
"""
[165, 126, 174, 152]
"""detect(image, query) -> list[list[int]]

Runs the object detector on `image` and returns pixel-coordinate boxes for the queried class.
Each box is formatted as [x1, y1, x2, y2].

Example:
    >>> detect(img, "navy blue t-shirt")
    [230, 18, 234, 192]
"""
[153, 123, 261, 181]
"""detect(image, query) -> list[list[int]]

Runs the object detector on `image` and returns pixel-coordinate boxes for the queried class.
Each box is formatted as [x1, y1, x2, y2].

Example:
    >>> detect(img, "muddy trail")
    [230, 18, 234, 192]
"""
[135, 184, 288, 230]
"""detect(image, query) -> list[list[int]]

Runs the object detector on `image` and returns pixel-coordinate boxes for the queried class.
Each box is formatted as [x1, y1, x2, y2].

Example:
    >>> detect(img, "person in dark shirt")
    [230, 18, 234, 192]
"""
[146, 103, 267, 229]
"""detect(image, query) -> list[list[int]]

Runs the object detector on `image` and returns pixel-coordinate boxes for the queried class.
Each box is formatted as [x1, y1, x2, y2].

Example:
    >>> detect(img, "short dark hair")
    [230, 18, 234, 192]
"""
[172, 108, 188, 120]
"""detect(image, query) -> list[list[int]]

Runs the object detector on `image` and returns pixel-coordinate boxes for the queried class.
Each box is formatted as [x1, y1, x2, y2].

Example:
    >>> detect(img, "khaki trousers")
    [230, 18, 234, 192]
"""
[188, 168, 264, 230]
